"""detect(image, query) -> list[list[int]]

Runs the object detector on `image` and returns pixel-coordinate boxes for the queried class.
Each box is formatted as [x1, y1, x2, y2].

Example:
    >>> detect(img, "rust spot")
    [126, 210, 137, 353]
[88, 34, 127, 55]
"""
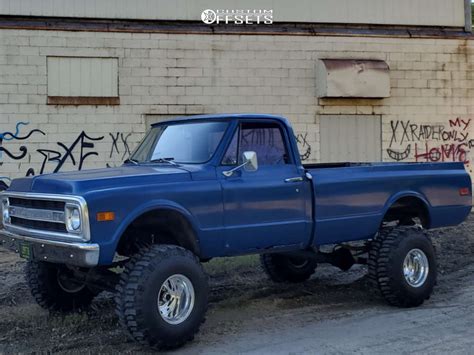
[321, 59, 389, 72]
[47, 96, 120, 105]
[319, 98, 384, 106]
[457, 39, 473, 70]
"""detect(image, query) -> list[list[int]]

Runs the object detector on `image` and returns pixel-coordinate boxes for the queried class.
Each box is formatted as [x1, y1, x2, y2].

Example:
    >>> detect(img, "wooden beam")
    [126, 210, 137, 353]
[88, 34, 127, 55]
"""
[47, 96, 120, 106]
[0, 16, 472, 39]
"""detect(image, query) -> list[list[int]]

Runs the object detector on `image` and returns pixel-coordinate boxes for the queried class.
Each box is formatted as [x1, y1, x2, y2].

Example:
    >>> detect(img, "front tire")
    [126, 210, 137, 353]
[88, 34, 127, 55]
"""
[368, 226, 437, 307]
[25, 261, 97, 312]
[115, 244, 208, 350]
[260, 253, 317, 283]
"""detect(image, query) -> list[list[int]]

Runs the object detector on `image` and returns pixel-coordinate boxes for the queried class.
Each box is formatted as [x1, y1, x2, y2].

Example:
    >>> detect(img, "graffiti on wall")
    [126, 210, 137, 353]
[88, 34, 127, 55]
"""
[386, 118, 474, 167]
[295, 133, 312, 161]
[26, 131, 105, 176]
[1, 122, 137, 180]
[109, 132, 132, 160]
[0, 122, 45, 163]
[106, 132, 133, 168]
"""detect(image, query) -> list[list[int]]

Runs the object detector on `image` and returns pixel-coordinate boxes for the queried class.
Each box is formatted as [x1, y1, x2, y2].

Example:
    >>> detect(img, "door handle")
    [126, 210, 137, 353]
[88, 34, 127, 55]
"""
[284, 177, 304, 183]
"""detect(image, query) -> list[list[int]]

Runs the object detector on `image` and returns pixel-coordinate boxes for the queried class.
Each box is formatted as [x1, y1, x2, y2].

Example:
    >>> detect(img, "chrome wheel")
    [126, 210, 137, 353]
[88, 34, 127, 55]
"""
[403, 248, 429, 288]
[158, 274, 195, 325]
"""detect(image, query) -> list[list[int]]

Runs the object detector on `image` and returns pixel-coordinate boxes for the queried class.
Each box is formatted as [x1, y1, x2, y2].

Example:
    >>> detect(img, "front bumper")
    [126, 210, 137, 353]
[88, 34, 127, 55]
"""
[0, 228, 99, 267]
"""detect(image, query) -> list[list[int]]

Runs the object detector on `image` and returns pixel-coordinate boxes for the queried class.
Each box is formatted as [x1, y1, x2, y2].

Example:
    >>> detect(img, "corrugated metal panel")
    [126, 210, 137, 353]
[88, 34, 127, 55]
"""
[47, 57, 118, 97]
[0, 0, 466, 27]
[320, 115, 381, 163]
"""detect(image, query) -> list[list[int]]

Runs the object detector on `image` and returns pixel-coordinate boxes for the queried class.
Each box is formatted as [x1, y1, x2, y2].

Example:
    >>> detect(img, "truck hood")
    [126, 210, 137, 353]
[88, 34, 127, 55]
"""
[7, 165, 192, 195]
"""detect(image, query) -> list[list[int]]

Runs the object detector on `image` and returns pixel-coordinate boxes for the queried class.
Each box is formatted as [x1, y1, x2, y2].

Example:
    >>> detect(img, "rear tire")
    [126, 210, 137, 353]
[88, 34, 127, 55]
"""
[25, 261, 97, 312]
[115, 244, 208, 350]
[260, 253, 317, 283]
[368, 226, 437, 307]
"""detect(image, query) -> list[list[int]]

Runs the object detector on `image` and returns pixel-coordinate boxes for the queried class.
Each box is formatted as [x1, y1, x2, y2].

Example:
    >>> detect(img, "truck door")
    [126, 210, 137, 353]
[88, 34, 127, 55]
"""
[217, 120, 311, 254]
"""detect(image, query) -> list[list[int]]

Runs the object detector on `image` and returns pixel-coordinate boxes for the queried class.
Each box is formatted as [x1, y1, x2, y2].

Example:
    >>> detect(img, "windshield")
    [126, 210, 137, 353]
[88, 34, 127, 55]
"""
[130, 121, 229, 164]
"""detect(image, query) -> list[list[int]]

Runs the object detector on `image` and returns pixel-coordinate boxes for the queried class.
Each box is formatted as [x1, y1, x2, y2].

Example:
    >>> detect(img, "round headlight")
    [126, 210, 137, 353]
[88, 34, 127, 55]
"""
[68, 208, 81, 231]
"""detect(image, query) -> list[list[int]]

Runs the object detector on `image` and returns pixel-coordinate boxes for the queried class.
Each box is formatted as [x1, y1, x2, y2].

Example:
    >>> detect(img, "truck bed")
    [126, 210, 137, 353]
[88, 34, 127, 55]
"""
[304, 162, 472, 246]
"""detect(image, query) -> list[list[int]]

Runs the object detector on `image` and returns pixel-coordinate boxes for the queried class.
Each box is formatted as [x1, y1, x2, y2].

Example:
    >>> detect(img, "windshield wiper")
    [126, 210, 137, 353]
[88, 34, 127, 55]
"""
[124, 158, 139, 165]
[149, 157, 179, 166]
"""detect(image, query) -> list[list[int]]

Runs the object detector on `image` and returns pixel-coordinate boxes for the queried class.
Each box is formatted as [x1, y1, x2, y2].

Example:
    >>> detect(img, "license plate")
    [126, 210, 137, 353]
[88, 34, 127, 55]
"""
[19, 242, 32, 259]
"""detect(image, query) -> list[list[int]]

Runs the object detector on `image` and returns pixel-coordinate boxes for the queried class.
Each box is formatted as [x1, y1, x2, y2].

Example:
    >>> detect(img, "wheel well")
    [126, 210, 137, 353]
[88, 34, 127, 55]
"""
[382, 196, 430, 228]
[116, 209, 200, 257]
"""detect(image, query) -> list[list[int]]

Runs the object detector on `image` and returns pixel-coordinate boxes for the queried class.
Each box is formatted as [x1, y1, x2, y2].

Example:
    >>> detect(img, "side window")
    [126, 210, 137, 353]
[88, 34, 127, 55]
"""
[239, 122, 290, 165]
[221, 128, 239, 165]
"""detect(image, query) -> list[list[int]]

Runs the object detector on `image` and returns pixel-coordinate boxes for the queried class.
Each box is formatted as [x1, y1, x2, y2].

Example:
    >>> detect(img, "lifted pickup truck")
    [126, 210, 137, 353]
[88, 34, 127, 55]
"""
[0, 114, 472, 349]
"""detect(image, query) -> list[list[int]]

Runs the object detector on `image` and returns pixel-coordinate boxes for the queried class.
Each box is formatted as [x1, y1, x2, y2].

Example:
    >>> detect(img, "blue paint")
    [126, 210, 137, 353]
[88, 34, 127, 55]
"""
[310, 162, 472, 245]
[6, 114, 472, 265]
[0, 122, 30, 141]
[0, 122, 45, 162]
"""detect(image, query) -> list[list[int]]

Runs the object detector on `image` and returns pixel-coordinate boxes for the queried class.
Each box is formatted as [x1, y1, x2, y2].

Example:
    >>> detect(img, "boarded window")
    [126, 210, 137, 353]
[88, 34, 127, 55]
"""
[320, 115, 382, 162]
[316, 59, 390, 98]
[47, 57, 119, 105]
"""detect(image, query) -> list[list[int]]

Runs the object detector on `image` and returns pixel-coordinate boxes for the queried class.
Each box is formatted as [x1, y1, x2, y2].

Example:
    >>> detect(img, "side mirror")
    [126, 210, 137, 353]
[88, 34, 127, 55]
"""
[222, 151, 258, 177]
[242, 151, 258, 172]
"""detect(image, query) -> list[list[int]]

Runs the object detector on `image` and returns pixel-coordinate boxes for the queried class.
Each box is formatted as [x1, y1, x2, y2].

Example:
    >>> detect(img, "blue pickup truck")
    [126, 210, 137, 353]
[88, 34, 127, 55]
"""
[0, 114, 472, 349]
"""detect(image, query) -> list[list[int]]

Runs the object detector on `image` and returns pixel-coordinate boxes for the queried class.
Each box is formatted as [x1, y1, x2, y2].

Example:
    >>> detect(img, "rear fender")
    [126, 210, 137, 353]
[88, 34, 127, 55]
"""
[380, 191, 432, 227]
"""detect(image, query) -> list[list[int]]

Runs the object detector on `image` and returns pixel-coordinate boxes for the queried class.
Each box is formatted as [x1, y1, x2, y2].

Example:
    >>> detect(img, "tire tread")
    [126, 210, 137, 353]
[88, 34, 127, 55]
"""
[115, 244, 207, 349]
[25, 261, 96, 312]
[368, 226, 436, 307]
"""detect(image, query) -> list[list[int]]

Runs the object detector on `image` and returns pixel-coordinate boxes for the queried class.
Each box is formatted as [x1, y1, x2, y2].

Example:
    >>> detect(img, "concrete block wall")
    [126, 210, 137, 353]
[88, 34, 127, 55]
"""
[0, 29, 473, 181]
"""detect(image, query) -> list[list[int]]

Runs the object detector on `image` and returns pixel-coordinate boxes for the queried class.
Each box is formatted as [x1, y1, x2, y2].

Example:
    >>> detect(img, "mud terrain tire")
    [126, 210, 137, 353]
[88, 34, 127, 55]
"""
[368, 226, 437, 307]
[115, 244, 208, 350]
[25, 261, 97, 312]
[260, 253, 317, 283]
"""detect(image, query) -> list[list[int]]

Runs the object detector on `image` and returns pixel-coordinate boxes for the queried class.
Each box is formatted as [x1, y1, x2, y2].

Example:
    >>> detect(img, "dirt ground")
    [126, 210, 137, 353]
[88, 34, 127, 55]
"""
[1, 217, 474, 354]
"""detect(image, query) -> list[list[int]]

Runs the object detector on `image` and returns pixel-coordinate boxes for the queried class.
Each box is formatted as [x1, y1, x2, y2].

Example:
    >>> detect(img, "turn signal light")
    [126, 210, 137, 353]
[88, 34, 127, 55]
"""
[97, 211, 115, 222]
[459, 187, 470, 196]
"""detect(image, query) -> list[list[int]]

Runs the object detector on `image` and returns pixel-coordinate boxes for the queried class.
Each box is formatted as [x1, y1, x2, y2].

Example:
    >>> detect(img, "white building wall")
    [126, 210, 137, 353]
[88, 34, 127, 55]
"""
[0, 0, 467, 27]
[0, 29, 473, 182]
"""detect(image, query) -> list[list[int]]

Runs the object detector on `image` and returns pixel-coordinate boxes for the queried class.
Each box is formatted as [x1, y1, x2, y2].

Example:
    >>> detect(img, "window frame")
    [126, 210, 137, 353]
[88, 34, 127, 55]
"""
[219, 119, 293, 167]
[220, 124, 241, 166]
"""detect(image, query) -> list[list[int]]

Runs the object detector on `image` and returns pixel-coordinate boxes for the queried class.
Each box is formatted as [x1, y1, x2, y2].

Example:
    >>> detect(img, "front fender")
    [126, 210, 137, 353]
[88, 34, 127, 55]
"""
[99, 199, 200, 264]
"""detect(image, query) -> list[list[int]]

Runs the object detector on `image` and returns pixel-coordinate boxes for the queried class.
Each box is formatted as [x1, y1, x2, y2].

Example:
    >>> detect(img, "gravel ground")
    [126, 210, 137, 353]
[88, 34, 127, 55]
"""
[0, 217, 473, 354]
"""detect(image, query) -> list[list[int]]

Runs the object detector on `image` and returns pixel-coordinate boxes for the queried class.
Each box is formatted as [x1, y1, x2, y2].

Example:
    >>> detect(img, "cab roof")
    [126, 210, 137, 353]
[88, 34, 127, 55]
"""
[150, 113, 290, 127]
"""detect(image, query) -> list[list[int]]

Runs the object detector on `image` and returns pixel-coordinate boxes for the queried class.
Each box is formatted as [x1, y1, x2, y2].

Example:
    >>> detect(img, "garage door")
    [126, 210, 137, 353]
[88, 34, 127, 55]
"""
[320, 114, 382, 162]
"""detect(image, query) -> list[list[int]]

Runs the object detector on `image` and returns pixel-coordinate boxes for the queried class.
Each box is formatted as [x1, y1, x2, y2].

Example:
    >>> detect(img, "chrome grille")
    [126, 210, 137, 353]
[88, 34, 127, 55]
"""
[10, 216, 68, 233]
[1, 192, 90, 242]
[8, 197, 68, 233]
[9, 197, 65, 211]
[9, 204, 65, 222]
